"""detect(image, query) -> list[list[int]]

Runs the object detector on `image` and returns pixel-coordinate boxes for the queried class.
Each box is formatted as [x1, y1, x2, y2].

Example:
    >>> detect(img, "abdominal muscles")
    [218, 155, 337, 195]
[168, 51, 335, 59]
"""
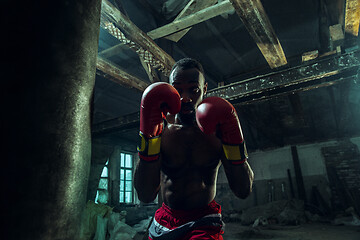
[160, 163, 219, 210]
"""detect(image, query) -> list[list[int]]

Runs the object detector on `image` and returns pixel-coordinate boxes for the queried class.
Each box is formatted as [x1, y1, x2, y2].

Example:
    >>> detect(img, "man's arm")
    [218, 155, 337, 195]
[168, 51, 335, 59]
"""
[134, 158, 161, 203]
[196, 96, 254, 199]
[134, 82, 180, 203]
[221, 156, 254, 199]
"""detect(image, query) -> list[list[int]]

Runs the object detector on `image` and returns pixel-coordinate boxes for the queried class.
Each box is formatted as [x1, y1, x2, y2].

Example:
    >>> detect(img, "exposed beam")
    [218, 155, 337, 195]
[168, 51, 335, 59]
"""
[344, 0, 360, 36]
[229, 0, 287, 69]
[98, 0, 230, 64]
[96, 56, 149, 91]
[147, 0, 234, 40]
[329, 24, 345, 48]
[206, 51, 360, 103]
[92, 51, 360, 136]
[92, 112, 140, 137]
[139, 55, 160, 83]
[165, 0, 218, 42]
[100, 0, 175, 76]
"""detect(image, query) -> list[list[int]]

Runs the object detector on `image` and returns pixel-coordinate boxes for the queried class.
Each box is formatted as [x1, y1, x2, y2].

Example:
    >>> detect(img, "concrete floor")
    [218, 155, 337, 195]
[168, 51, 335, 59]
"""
[134, 222, 360, 240]
[222, 222, 360, 240]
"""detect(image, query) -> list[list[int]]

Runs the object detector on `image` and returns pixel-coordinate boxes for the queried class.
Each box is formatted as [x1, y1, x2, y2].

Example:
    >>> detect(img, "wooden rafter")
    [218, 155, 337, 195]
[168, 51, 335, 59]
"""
[96, 56, 149, 91]
[98, 0, 232, 82]
[139, 55, 160, 83]
[92, 51, 360, 136]
[229, 0, 287, 69]
[92, 112, 140, 137]
[164, 0, 218, 42]
[207, 51, 360, 103]
[147, 0, 234, 40]
[100, 0, 175, 76]
[98, 0, 233, 65]
[344, 0, 360, 36]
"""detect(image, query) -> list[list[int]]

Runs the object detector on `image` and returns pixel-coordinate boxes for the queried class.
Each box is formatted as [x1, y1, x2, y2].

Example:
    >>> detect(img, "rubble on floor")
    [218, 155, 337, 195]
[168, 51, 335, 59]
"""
[224, 198, 360, 230]
[236, 199, 305, 226]
[79, 200, 113, 240]
[132, 217, 153, 233]
[79, 201, 153, 240]
[223, 198, 334, 226]
[80, 199, 360, 239]
[331, 207, 360, 226]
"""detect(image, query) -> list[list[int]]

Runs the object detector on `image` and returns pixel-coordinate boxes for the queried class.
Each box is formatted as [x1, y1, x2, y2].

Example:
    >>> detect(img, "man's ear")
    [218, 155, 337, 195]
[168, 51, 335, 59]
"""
[203, 82, 208, 95]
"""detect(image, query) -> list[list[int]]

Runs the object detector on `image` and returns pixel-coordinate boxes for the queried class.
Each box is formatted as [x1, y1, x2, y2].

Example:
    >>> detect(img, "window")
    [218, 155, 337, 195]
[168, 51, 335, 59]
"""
[120, 153, 134, 203]
[95, 160, 109, 204]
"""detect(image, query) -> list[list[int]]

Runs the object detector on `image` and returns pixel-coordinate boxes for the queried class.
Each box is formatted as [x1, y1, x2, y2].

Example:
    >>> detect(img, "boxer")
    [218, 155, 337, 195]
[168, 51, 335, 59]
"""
[134, 58, 254, 240]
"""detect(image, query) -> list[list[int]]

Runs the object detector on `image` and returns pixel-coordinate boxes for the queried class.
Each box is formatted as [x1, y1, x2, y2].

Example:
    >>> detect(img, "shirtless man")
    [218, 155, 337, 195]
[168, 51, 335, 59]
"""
[134, 58, 254, 240]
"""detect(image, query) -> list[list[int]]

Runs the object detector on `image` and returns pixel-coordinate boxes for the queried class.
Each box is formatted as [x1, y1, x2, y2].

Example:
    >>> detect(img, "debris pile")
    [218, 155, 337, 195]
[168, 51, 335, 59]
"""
[225, 199, 306, 226]
[79, 201, 154, 240]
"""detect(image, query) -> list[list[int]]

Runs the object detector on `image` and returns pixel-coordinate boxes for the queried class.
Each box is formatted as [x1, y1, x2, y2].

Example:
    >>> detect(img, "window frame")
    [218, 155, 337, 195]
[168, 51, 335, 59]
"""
[119, 152, 134, 204]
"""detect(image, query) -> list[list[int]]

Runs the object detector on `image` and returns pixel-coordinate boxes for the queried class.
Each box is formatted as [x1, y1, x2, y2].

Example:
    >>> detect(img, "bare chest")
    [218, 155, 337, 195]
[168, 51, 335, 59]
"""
[161, 124, 222, 168]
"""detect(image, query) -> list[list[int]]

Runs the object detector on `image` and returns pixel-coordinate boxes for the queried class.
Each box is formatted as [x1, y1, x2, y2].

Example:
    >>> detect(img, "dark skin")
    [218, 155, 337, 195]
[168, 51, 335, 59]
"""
[134, 67, 254, 210]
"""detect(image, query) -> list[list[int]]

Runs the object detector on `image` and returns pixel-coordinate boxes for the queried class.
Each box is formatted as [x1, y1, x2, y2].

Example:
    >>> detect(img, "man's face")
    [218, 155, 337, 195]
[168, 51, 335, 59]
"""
[169, 67, 207, 118]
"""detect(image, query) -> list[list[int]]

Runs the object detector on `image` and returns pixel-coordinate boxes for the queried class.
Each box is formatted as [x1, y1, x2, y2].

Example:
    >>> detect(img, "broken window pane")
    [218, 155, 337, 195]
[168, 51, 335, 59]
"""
[98, 178, 108, 190]
[101, 166, 108, 177]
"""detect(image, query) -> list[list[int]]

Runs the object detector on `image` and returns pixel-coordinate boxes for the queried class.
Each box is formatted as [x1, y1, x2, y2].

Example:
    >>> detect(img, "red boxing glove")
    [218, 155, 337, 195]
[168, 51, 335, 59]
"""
[138, 82, 181, 161]
[196, 96, 248, 164]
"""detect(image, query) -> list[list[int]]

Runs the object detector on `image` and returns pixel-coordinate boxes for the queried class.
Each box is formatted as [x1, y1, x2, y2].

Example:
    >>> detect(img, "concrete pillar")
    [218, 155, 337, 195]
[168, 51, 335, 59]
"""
[109, 147, 121, 205]
[3, 1, 101, 239]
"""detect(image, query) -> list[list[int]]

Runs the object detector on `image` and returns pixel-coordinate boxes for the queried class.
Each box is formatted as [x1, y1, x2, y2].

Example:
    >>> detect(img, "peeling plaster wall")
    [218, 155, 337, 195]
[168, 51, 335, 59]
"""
[215, 136, 360, 213]
[88, 136, 360, 219]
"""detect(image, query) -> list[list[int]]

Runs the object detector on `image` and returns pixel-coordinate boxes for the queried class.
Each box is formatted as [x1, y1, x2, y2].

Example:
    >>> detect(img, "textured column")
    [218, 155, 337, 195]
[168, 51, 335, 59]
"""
[3, 1, 101, 239]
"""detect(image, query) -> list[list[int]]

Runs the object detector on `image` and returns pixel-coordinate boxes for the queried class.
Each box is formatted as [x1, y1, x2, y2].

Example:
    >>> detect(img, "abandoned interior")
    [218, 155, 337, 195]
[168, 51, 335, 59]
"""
[3, 0, 360, 239]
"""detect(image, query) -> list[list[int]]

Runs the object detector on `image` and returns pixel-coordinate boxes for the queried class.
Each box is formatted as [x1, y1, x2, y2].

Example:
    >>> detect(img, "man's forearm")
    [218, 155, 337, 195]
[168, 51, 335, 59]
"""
[223, 161, 254, 199]
[134, 160, 162, 203]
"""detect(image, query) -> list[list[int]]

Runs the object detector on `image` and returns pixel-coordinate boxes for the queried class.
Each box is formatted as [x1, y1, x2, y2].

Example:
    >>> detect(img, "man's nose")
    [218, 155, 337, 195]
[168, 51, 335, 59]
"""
[180, 92, 192, 103]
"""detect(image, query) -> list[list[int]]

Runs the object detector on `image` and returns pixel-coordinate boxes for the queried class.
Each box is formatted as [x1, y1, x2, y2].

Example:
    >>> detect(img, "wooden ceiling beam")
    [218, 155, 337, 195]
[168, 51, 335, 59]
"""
[207, 51, 360, 103]
[139, 55, 160, 83]
[344, 0, 360, 36]
[100, 0, 175, 75]
[100, 1, 232, 60]
[92, 111, 140, 137]
[93, 51, 360, 136]
[229, 0, 287, 69]
[164, 0, 218, 42]
[96, 56, 149, 91]
[147, 0, 234, 40]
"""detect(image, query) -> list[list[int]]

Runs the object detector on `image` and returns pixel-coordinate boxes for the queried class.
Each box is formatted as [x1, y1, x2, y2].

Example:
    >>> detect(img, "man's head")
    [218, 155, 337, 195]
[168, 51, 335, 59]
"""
[169, 58, 208, 124]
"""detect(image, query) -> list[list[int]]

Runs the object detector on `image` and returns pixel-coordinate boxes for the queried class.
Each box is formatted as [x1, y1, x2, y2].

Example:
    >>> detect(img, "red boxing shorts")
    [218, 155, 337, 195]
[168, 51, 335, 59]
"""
[148, 200, 224, 240]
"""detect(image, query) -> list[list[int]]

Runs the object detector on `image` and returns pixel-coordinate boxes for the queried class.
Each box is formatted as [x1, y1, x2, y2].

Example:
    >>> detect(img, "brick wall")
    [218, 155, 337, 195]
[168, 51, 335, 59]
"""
[321, 140, 360, 213]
